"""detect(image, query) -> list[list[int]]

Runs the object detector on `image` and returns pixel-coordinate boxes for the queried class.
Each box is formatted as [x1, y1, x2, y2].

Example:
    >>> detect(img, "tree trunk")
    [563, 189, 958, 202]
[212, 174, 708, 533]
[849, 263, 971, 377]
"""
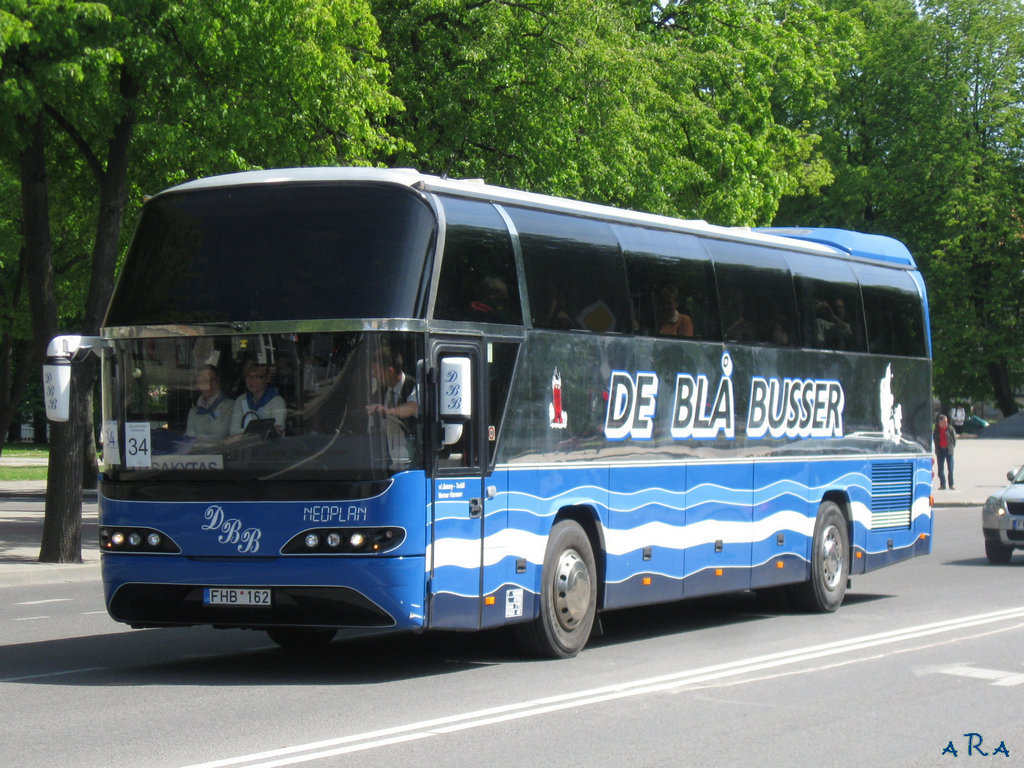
[988, 360, 1019, 418]
[40, 370, 89, 563]
[20, 115, 84, 563]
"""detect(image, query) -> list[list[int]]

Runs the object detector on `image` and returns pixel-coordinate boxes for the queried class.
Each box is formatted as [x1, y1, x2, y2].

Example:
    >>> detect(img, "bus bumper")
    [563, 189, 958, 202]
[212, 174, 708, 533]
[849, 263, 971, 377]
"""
[101, 554, 426, 631]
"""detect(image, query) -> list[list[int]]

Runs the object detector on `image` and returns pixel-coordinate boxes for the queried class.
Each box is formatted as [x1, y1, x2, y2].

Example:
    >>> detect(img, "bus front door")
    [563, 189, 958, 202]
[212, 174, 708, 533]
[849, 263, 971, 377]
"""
[427, 341, 489, 630]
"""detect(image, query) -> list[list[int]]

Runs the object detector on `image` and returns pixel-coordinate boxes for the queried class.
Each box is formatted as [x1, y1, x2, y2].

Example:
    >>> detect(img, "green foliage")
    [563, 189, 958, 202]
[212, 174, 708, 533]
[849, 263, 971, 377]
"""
[778, 0, 1024, 413]
[374, 0, 847, 224]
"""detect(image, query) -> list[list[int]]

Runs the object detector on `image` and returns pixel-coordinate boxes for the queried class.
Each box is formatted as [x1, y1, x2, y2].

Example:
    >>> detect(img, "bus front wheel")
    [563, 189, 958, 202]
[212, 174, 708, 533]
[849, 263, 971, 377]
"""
[790, 501, 849, 612]
[518, 519, 597, 659]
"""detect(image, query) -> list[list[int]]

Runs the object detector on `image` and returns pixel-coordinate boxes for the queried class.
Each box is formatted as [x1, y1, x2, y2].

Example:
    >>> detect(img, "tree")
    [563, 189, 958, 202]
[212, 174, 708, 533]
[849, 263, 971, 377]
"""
[777, 0, 1024, 414]
[921, 0, 1024, 415]
[373, 0, 847, 224]
[0, 0, 402, 561]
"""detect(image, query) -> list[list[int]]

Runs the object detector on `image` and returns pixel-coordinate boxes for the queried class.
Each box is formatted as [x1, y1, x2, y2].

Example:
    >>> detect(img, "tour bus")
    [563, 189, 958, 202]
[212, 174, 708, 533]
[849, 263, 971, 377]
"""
[44, 168, 933, 658]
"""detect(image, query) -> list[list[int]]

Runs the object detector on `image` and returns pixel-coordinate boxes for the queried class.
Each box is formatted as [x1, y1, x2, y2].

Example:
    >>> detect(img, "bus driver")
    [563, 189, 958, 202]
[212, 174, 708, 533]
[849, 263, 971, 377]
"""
[229, 361, 286, 437]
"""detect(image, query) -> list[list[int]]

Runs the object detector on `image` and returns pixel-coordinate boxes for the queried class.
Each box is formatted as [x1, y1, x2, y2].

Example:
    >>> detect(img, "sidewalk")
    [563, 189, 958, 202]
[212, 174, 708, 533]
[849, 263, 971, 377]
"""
[1, 438, 1022, 588]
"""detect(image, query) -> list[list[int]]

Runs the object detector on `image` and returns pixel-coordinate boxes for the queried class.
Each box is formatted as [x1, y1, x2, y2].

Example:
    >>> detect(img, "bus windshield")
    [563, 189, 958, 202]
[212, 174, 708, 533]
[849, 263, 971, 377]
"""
[102, 331, 424, 483]
[105, 183, 437, 326]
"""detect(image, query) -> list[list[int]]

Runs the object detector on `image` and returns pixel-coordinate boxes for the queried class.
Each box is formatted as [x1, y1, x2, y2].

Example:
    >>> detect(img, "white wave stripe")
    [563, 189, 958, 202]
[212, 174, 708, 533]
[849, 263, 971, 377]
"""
[848, 500, 872, 529]
[482, 527, 548, 567]
[428, 511, 818, 571]
[848, 496, 932, 531]
[912, 496, 932, 522]
[428, 528, 549, 571]
[505, 474, 875, 515]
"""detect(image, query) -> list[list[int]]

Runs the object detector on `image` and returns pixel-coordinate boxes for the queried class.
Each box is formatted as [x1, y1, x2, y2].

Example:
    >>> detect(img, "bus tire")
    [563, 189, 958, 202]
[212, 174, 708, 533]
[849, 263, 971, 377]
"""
[517, 519, 597, 659]
[790, 501, 849, 613]
[266, 627, 338, 651]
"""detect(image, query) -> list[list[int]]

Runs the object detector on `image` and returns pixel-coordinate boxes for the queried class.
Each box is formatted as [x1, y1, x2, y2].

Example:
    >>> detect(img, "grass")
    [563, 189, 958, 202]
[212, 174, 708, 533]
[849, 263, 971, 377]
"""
[1, 443, 49, 482]
[0, 466, 48, 481]
[4, 444, 50, 458]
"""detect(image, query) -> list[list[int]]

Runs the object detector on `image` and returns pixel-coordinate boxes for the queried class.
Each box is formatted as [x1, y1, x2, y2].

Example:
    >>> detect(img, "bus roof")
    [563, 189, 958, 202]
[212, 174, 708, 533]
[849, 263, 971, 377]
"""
[752, 227, 918, 269]
[162, 168, 917, 270]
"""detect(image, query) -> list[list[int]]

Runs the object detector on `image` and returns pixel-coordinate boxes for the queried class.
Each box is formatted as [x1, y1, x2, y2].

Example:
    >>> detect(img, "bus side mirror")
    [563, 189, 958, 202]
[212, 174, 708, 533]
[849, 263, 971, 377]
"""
[42, 335, 109, 422]
[439, 356, 472, 446]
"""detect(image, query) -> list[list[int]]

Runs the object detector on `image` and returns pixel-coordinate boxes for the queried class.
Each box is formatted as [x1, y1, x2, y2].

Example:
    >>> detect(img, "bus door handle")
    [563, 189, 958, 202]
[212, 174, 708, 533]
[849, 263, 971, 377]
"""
[469, 487, 495, 518]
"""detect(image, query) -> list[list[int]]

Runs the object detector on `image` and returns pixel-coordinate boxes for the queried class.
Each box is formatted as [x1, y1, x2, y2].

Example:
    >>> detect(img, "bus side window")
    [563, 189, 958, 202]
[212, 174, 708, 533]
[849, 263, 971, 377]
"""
[793, 276, 866, 353]
[433, 197, 522, 326]
[859, 266, 927, 357]
[508, 207, 632, 334]
[710, 243, 798, 347]
[614, 225, 720, 341]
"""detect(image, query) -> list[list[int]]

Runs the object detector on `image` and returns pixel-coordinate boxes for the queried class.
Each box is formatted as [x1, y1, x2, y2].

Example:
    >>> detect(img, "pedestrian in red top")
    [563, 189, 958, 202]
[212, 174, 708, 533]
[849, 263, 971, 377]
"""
[933, 413, 957, 490]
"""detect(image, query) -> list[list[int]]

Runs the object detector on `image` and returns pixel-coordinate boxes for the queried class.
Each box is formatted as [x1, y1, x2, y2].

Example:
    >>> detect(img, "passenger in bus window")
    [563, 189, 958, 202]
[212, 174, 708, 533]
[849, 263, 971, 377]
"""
[814, 298, 853, 349]
[543, 287, 576, 330]
[656, 286, 694, 338]
[366, 346, 419, 469]
[724, 290, 758, 342]
[770, 301, 794, 346]
[470, 277, 512, 324]
[185, 365, 234, 439]
[229, 361, 286, 437]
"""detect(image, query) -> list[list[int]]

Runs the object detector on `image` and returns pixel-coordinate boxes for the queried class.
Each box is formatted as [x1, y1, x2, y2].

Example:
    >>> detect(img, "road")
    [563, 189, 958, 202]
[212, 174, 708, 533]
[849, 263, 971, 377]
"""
[1, 504, 1022, 768]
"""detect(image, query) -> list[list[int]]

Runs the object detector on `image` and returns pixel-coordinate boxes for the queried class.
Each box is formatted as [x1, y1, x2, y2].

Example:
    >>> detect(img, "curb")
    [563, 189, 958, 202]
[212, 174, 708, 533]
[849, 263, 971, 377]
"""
[0, 562, 101, 588]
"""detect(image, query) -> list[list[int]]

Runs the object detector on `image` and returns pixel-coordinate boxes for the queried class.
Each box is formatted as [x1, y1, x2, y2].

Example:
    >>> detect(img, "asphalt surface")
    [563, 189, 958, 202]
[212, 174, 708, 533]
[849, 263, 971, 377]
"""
[1, 436, 1022, 588]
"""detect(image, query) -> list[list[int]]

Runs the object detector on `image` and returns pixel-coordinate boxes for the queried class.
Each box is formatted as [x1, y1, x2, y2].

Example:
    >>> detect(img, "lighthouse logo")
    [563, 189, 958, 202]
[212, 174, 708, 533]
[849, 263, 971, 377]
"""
[549, 368, 567, 429]
[880, 363, 903, 443]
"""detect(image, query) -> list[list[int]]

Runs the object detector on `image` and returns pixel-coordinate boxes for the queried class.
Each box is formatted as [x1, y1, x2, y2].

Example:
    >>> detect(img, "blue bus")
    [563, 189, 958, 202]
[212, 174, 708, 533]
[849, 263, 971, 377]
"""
[45, 168, 933, 657]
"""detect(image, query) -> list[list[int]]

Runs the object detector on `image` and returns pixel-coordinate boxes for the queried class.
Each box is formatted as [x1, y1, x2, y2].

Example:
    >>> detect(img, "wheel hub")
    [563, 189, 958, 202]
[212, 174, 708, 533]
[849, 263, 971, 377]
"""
[553, 549, 591, 631]
[821, 525, 843, 590]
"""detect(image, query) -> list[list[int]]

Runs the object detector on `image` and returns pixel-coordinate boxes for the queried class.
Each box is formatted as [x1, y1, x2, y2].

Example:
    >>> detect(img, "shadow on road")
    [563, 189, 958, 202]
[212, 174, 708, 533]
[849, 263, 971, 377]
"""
[1, 588, 898, 687]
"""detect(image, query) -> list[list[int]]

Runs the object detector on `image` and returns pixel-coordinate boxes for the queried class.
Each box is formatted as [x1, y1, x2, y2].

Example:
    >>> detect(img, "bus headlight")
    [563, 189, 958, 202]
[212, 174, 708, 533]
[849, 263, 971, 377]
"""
[281, 527, 406, 555]
[100, 527, 180, 553]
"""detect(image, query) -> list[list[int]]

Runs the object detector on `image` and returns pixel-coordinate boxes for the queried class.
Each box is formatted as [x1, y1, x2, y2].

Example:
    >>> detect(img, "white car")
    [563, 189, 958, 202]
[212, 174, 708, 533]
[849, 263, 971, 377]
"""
[982, 466, 1024, 563]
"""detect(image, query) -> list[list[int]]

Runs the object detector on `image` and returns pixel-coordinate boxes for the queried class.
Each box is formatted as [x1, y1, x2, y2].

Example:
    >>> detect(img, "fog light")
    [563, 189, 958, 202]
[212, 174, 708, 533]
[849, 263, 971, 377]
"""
[349, 531, 366, 548]
[128, 532, 142, 547]
[304, 533, 320, 549]
[326, 532, 342, 548]
[146, 532, 162, 548]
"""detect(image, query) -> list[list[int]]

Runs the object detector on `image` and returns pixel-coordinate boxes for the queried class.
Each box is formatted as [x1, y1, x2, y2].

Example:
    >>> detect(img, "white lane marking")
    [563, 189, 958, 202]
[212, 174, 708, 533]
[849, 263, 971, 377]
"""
[13, 598, 72, 606]
[181, 606, 1024, 768]
[1, 667, 105, 683]
[936, 665, 1024, 687]
[12, 616, 49, 622]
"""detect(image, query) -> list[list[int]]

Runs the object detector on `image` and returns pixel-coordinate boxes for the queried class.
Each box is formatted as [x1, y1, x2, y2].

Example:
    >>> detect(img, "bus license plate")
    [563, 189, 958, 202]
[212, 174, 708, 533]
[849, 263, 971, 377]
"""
[203, 587, 272, 607]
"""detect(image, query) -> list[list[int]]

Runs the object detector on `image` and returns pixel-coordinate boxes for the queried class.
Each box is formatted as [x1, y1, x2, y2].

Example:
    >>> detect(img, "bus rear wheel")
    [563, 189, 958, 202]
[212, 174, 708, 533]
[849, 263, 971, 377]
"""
[790, 501, 849, 612]
[517, 520, 597, 659]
